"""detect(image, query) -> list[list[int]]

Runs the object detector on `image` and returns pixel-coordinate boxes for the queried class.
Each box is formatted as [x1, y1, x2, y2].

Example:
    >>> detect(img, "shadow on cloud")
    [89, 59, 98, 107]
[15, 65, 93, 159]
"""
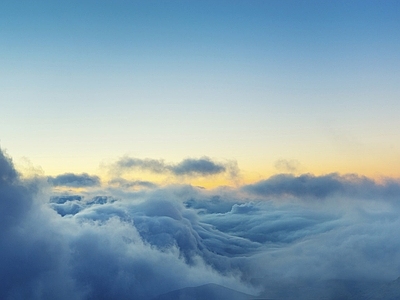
[2, 148, 400, 299]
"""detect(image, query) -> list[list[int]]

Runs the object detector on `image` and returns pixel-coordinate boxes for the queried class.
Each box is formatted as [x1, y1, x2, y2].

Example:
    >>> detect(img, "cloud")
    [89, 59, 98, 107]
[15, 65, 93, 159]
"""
[274, 159, 301, 173]
[0, 148, 254, 299]
[243, 173, 345, 199]
[111, 156, 230, 177]
[171, 158, 226, 176]
[3, 146, 400, 299]
[108, 178, 158, 189]
[0, 150, 81, 299]
[115, 157, 166, 173]
[48, 173, 101, 187]
[50, 195, 83, 204]
[243, 173, 400, 200]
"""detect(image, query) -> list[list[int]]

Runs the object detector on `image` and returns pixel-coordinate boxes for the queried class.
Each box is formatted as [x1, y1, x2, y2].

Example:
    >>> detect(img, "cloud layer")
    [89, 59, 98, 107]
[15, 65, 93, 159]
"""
[2, 148, 400, 299]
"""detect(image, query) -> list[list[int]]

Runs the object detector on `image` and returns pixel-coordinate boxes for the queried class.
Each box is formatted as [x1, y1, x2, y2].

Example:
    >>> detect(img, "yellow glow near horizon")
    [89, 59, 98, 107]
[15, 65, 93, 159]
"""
[13, 150, 400, 189]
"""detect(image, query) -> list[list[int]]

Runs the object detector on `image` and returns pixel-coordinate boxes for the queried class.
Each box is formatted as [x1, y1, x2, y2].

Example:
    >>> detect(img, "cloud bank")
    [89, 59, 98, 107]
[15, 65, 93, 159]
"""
[2, 148, 400, 299]
[243, 173, 400, 200]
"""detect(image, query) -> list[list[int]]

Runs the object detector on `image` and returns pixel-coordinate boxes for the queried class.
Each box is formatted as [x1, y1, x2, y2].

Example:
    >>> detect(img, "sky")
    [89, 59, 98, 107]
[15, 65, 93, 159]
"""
[1, 0, 399, 186]
[1, 2, 400, 299]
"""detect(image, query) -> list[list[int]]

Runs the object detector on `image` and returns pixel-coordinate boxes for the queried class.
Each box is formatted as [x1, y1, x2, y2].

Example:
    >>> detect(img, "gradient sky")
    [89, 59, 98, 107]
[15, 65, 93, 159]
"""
[1, 0, 400, 185]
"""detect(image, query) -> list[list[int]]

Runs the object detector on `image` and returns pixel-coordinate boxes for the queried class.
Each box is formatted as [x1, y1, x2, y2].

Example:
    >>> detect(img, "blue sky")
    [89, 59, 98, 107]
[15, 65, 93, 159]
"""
[1, 0, 399, 183]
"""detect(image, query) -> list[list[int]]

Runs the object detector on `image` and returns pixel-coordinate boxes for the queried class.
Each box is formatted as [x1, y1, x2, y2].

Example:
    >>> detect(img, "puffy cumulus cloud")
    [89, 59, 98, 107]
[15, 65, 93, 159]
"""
[0, 148, 255, 300]
[111, 156, 232, 177]
[0, 151, 26, 229]
[0, 150, 81, 299]
[52, 174, 400, 286]
[3, 146, 400, 299]
[48, 173, 101, 187]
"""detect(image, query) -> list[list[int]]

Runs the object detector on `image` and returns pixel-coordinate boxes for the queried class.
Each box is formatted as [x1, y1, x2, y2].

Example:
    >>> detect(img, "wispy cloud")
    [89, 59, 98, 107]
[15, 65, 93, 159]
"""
[274, 159, 301, 173]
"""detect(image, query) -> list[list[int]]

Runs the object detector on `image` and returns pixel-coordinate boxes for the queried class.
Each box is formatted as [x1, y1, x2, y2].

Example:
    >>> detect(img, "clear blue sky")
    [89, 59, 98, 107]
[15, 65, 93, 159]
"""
[1, 0, 399, 182]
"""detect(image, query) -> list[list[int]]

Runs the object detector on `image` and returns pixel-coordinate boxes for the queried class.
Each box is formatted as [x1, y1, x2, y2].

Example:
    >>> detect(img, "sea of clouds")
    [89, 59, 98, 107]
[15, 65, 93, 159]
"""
[1, 148, 400, 299]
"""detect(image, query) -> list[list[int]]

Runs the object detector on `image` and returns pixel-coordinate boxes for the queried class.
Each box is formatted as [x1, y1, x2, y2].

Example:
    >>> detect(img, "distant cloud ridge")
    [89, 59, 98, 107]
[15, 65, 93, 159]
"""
[48, 173, 101, 187]
[243, 173, 400, 200]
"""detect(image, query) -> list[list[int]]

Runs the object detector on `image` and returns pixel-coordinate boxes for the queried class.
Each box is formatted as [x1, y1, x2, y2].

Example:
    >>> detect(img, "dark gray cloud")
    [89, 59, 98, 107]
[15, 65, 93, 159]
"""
[243, 173, 400, 200]
[171, 158, 226, 176]
[112, 156, 228, 177]
[48, 173, 101, 187]
[243, 173, 345, 198]
[3, 146, 400, 299]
